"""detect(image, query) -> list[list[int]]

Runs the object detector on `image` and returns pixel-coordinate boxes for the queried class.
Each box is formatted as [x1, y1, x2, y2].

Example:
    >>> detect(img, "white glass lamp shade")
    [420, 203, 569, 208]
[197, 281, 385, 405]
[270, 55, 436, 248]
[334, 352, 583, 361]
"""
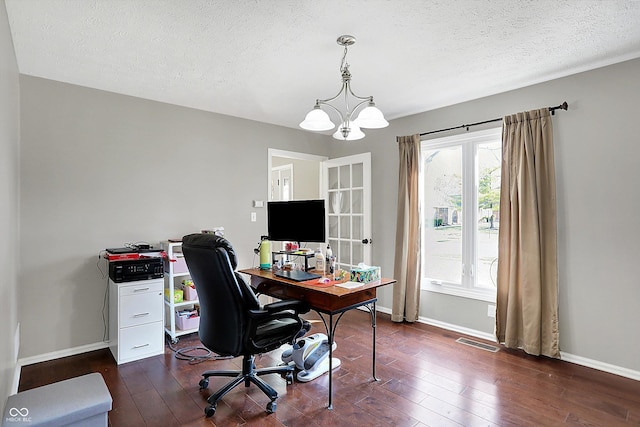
[354, 105, 389, 129]
[333, 123, 365, 141]
[299, 107, 335, 131]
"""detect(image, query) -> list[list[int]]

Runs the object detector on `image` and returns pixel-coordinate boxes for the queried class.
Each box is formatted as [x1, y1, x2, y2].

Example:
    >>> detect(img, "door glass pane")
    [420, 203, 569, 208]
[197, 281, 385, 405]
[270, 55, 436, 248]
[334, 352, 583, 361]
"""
[476, 140, 501, 288]
[339, 240, 351, 267]
[329, 191, 341, 214]
[329, 238, 339, 256]
[328, 167, 339, 190]
[423, 145, 463, 284]
[352, 163, 363, 187]
[339, 190, 350, 214]
[351, 189, 363, 214]
[352, 216, 363, 240]
[328, 216, 338, 239]
[340, 216, 350, 239]
[352, 242, 364, 266]
[339, 165, 350, 188]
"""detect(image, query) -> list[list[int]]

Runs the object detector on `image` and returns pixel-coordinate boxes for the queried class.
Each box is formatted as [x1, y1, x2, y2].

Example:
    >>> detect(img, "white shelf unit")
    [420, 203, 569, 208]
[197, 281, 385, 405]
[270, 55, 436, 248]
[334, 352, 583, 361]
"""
[162, 241, 200, 343]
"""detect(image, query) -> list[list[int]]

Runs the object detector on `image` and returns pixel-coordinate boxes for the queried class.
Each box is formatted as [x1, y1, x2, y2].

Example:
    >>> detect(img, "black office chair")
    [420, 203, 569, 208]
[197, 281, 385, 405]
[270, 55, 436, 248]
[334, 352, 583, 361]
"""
[181, 233, 310, 417]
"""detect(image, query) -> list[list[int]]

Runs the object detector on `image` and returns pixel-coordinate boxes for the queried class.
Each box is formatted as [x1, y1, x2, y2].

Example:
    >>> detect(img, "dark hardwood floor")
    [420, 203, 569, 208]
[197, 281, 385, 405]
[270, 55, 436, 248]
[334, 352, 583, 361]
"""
[19, 310, 640, 426]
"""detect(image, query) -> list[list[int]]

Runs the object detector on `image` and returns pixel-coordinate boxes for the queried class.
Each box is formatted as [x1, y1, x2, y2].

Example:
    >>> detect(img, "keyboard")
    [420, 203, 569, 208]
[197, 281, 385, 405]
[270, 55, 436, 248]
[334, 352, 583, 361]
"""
[274, 270, 321, 282]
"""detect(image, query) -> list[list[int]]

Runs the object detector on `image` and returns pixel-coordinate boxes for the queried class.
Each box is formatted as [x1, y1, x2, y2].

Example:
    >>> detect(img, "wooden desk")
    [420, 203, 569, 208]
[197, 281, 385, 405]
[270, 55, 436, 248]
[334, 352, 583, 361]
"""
[239, 268, 396, 409]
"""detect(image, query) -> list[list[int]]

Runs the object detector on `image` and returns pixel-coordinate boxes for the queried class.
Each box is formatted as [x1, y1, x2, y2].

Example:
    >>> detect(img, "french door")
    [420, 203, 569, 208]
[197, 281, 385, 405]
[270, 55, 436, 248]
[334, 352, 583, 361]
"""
[322, 153, 372, 271]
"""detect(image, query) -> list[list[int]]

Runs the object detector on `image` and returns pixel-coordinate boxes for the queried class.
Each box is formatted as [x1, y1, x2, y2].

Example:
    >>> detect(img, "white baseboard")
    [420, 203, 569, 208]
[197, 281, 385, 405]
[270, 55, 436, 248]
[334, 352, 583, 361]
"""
[412, 313, 640, 382]
[18, 341, 109, 367]
[560, 351, 640, 381]
[417, 315, 497, 342]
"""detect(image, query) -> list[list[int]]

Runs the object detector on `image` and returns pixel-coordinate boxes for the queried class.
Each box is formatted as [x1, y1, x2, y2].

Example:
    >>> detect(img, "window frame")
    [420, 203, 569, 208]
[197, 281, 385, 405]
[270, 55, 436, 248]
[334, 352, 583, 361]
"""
[420, 127, 501, 303]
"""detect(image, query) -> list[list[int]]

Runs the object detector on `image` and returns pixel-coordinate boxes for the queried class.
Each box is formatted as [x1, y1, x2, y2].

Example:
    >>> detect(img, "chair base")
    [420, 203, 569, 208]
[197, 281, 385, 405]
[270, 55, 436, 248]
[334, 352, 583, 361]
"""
[199, 354, 294, 417]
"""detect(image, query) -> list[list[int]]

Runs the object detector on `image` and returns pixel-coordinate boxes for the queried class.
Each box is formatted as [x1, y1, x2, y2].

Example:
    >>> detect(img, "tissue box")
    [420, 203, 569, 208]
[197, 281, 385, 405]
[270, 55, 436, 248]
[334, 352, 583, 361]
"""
[350, 266, 381, 284]
[175, 311, 200, 330]
[164, 288, 183, 303]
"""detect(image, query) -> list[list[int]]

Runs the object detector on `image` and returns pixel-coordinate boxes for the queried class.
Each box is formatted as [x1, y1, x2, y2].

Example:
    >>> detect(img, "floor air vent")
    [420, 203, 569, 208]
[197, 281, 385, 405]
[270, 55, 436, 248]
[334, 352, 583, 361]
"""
[455, 337, 499, 353]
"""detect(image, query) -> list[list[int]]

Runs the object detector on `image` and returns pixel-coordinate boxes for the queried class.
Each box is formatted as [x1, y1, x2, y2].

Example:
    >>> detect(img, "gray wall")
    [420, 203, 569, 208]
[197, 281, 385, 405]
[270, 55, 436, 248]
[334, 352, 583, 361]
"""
[332, 58, 640, 373]
[18, 76, 329, 359]
[11, 38, 640, 378]
[0, 0, 20, 412]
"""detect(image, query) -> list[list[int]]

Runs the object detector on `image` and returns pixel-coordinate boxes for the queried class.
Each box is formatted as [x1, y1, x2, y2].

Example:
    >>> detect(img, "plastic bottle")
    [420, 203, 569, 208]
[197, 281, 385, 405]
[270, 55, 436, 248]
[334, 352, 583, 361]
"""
[329, 256, 336, 279]
[314, 247, 325, 276]
[326, 244, 333, 276]
[259, 236, 271, 270]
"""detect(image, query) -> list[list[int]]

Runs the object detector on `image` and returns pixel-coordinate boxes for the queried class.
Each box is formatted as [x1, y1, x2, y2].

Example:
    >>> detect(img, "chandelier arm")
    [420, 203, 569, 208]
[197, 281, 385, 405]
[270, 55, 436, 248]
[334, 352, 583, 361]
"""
[346, 83, 374, 102]
[316, 83, 348, 105]
[316, 100, 346, 124]
[350, 98, 375, 117]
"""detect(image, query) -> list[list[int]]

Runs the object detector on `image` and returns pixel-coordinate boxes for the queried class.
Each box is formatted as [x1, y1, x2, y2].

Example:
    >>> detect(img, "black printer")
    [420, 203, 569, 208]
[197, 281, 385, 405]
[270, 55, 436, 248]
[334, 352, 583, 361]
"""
[108, 257, 164, 282]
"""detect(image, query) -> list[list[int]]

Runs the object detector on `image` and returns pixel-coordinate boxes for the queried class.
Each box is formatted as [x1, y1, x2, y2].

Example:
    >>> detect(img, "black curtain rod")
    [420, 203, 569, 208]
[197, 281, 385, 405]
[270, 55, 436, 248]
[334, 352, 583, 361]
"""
[419, 101, 569, 137]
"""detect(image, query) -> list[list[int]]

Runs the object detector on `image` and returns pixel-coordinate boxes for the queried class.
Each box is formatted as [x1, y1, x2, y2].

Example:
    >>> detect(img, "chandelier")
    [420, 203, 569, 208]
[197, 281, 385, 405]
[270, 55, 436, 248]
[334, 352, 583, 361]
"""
[299, 35, 389, 141]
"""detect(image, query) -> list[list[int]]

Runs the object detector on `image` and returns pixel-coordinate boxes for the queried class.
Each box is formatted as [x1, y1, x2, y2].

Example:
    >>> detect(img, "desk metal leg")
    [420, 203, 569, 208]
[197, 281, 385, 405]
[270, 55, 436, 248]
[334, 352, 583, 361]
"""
[315, 310, 345, 410]
[328, 313, 334, 410]
[372, 301, 379, 381]
[362, 301, 379, 382]
[314, 302, 376, 409]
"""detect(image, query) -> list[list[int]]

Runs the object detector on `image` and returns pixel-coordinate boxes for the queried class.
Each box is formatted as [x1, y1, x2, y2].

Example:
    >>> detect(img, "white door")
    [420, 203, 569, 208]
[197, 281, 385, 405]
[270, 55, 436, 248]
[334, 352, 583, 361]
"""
[271, 164, 293, 201]
[322, 153, 372, 271]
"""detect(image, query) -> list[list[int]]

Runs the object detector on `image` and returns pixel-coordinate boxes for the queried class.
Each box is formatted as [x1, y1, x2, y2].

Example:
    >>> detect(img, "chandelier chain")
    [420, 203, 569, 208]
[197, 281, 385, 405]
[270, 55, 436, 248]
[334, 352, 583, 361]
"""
[340, 46, 349, 74]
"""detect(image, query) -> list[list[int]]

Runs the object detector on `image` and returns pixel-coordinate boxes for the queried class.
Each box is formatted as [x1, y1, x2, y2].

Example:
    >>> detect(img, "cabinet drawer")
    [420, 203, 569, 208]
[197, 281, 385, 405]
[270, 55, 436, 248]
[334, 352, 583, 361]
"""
[120, 291, 163, 328]
[119, 280, 163, 297]
[119, 322, 163, 361]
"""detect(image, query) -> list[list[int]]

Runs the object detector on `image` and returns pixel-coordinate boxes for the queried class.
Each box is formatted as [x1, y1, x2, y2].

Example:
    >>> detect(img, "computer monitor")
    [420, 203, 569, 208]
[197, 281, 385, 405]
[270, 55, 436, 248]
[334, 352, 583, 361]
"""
[267, 199, 326, 245]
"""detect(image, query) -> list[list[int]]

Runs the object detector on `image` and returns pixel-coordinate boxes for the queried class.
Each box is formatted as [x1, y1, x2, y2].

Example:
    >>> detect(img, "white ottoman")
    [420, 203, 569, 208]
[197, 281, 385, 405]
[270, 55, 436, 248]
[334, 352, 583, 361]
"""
[2, 373, 112, 427]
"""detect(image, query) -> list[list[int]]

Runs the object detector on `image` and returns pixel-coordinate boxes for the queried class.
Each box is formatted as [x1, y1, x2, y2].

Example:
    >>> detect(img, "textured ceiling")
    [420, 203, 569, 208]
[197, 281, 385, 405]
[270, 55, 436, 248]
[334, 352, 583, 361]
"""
[6, 0, 640, 131]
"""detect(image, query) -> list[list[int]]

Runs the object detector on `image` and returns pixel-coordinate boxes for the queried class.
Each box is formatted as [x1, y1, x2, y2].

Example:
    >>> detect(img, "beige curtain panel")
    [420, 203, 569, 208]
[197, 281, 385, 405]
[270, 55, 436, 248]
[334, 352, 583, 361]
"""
[496, 108, 560, 358]
[392, 134, 421, 323]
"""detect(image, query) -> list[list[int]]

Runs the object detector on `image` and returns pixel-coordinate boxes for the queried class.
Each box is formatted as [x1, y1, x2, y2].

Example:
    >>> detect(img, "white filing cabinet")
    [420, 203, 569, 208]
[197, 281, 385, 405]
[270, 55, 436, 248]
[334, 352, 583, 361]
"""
[109, 278, 164, 364]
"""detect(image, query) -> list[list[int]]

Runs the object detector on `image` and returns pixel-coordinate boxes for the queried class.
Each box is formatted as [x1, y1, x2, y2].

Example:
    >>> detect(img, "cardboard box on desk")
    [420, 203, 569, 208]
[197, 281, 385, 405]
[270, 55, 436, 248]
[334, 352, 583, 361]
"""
[350, 265, 381, 284]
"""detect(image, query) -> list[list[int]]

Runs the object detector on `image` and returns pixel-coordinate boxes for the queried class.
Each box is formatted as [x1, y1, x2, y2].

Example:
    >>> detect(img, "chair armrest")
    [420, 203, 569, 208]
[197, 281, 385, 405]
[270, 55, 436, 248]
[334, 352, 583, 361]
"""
[264, 299, 310, 314]
[247, 300, 309, 321]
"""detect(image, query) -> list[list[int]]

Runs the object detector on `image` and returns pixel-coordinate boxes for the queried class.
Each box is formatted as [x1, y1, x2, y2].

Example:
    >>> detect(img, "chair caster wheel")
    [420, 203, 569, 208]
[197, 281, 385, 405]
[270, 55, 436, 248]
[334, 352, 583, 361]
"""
[266, 401, 276, 413]
[285, 372, 294, 385]
[199, 378, 209, 390]
[204, 404, 216, 417]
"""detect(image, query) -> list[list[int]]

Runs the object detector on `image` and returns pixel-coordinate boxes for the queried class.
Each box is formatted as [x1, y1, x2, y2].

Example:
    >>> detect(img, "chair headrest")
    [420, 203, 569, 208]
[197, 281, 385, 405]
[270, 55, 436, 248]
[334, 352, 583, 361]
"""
[181, 233, 238, 270]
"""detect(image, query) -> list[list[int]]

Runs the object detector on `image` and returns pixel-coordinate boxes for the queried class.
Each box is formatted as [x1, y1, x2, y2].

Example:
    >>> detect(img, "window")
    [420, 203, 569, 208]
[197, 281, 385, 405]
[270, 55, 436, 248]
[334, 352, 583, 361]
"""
[421, 128, 501, 302]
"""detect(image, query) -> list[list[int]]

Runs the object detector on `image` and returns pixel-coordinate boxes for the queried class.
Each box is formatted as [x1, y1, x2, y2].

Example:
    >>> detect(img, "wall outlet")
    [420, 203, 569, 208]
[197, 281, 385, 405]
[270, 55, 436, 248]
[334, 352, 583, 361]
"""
[487, 304, 496, 318]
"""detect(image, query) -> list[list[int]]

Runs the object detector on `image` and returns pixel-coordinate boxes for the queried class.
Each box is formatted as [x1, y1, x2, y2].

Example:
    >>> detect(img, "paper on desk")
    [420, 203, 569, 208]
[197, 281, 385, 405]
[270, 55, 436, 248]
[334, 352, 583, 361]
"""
[336, 281, 364, 289]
